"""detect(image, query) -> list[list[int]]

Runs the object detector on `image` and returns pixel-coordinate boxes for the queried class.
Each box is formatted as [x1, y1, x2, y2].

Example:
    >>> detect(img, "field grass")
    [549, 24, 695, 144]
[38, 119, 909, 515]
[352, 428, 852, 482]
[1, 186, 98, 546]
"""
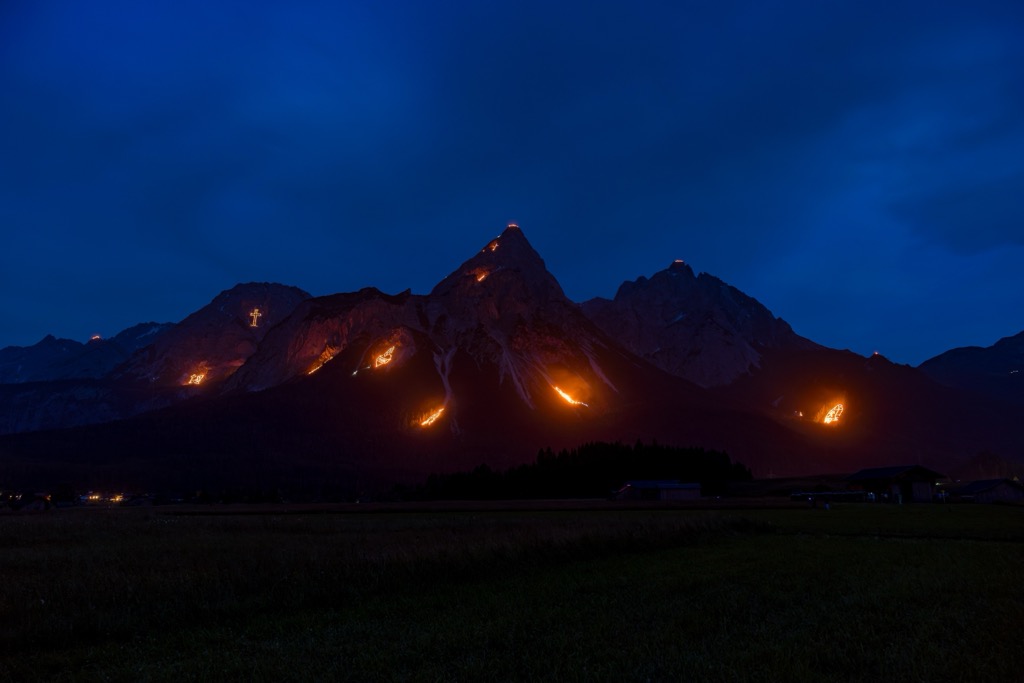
[1, 502, 1021, 681]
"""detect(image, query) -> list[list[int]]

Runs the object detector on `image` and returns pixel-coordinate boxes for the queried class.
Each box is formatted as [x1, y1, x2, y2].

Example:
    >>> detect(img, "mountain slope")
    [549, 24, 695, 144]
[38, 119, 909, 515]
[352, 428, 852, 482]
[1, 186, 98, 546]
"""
[0, 323, 172, 384]
[0, 283, 309, 435]
[918, 331, 1024, 407]
[584, 261, 1024, 480]
[582, 260, 819, 387]
[119, 282, 310, 387]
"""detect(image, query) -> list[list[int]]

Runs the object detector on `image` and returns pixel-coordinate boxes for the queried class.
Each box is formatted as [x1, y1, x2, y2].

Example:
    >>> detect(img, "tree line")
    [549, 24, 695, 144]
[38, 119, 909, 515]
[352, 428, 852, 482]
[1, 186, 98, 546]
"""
[406, 440, 752, 500]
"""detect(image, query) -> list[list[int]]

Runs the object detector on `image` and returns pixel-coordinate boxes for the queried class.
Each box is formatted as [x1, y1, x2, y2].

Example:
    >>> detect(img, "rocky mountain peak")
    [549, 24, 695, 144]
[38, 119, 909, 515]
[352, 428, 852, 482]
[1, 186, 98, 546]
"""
[427, 224, 571, 343]
[430, 224, 566, 304]
[583, 261, 817, 387]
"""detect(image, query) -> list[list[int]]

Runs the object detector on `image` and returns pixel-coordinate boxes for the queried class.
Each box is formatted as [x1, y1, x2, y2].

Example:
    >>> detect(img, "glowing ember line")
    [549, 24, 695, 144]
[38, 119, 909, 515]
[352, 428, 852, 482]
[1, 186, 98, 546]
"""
[420, 406, 445, 426]
[187, 373, 205, 385]
[823, 403, 844, 424]
[553, 386, 589, 407]
[476, 271, 488, 282]
[374, 345, 396, 368]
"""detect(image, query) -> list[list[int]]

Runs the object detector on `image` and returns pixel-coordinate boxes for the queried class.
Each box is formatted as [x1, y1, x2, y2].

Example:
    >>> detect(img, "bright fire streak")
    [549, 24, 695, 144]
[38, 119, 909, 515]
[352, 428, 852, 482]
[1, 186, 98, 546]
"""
[374, 345, 396, 368]
[476, 271, 489, 282]
[420, 407, 445, 426]
[823, 403, 844, 424]
[553, 386, 589, 407]
[187, 373, 205, 385]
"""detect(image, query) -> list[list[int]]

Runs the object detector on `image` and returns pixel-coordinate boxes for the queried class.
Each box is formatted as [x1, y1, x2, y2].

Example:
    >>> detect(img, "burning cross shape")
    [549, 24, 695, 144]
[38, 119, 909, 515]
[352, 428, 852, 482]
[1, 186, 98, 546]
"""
[249, 308, 263, 327]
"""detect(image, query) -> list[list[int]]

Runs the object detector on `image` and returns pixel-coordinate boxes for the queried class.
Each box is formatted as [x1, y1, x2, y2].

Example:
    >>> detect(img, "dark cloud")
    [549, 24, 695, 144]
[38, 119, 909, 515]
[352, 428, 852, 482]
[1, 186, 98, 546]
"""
[891, 171, 1024, 253]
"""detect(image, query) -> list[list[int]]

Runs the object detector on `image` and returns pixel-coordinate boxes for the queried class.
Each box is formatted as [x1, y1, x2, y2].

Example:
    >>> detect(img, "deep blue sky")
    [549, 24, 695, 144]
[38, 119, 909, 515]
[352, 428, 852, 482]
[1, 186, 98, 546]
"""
[3, 1, 1023, 365]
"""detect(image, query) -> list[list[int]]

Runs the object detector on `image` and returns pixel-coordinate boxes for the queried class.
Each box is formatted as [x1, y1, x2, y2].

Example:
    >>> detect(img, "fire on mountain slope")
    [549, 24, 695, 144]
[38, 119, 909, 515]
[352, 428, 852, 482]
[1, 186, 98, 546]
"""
[119, 283, 310, 387]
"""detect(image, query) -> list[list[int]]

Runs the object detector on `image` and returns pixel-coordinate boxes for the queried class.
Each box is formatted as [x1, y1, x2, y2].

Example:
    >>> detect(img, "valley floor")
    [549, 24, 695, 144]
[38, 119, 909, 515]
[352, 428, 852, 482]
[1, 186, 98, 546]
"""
[2, 503, 1021, 681]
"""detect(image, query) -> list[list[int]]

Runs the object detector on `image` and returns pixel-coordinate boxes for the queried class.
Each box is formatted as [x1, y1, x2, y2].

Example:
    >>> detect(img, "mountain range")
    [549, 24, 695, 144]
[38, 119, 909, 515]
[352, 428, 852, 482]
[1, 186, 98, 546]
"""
[1, 225, 1021, 496]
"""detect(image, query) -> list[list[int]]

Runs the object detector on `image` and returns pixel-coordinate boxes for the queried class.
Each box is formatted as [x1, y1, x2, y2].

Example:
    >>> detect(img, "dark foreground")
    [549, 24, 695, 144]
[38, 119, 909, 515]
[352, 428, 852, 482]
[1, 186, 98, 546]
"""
[2, 502, 1021, 681]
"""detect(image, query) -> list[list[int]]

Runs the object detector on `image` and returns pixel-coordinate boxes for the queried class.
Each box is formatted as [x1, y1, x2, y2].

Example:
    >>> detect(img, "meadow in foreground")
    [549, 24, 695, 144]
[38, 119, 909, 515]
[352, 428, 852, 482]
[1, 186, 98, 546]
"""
[1, 503, 1021, 681]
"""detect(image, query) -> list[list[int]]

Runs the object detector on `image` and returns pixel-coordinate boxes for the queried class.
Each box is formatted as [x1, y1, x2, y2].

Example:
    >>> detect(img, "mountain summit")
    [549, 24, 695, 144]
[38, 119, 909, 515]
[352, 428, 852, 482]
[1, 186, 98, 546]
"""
[430, 224, 567, 309]
[583, 260, 818, 387]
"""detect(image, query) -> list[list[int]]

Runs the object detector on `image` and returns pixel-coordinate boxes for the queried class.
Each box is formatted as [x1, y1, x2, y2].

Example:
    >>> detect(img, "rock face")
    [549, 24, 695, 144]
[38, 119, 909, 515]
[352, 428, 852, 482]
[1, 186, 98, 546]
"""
[118, 282, 310, 387]
[227, 287, 423, 392]
[232, 226, 627, 412]
[582, 260, 818, 387]
[918, 331, 1024, 406]
[0, 283, 309, 434]
[424, 225, 619, 408]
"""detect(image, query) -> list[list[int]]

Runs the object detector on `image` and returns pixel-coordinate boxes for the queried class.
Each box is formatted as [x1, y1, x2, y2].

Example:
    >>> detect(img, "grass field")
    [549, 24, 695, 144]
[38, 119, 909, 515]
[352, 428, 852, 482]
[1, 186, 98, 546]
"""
[1, 502, 1021, 681]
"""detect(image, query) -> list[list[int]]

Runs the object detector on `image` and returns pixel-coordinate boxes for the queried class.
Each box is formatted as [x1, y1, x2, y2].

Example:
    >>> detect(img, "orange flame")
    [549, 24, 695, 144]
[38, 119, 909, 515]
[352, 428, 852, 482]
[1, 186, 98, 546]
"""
[186, 373, 205, 386]
[374, 345, 396, 368]
[307, 348, 338, 375]
[553, 385, 589, 407]
[420, 406, 445, 426]
[476, 271, 489, 282]
[823, 403, 844, 424]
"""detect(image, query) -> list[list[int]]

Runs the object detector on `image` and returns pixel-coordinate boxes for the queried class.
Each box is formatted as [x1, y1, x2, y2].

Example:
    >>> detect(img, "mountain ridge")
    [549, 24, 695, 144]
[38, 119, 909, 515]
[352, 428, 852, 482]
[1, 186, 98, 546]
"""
[1, 224, 1021, 494]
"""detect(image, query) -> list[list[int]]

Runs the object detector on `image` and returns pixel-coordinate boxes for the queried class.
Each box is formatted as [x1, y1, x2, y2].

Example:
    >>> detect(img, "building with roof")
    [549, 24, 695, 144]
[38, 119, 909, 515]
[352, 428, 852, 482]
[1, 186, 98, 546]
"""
[951, 478, 1024, 504]
[846, 465, 946, 503]
[612, 480, 701, 501]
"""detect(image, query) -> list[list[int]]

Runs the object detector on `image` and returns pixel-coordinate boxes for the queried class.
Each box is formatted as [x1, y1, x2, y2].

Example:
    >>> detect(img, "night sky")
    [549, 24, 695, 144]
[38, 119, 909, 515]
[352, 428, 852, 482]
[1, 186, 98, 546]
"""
[3, 1, 1023, 365]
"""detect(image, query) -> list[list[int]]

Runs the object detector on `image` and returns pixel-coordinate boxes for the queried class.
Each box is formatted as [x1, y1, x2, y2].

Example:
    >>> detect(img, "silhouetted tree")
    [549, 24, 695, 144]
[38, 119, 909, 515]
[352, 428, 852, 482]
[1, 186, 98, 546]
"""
[411, 441, 751, 500]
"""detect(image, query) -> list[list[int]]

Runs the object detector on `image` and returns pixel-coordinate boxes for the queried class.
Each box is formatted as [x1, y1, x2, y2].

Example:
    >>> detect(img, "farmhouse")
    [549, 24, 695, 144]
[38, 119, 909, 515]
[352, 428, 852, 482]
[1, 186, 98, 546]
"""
[612, 480, 701, 501]
[846, 465, 946, 503]
[951, 479, 1024, 504]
